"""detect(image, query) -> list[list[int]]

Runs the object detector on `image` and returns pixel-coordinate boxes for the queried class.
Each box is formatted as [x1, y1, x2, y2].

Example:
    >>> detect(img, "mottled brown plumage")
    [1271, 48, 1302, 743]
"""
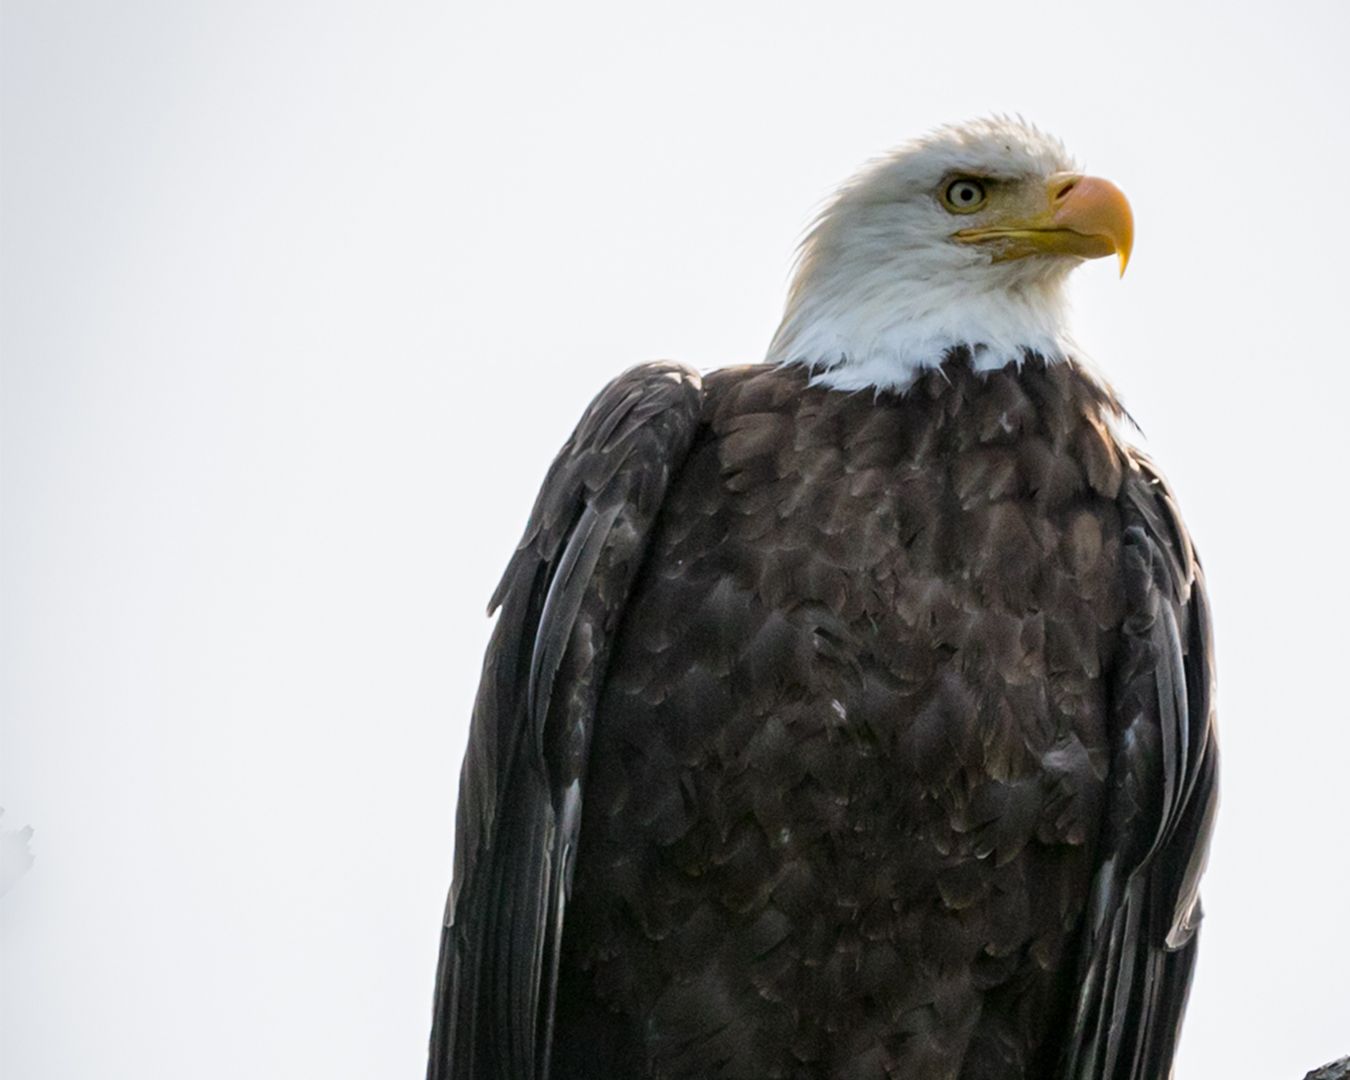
[428, 355, 1216, 1080]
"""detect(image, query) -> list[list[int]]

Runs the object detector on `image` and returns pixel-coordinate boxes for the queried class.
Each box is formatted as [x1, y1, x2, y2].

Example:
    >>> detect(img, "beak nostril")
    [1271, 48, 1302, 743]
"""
[1054, 180, 1078, 202]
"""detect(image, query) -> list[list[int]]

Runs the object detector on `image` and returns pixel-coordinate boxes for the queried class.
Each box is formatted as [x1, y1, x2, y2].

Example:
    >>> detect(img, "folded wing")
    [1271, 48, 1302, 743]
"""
[427, 363, 705, 1080]
[1061, 454, 1219, 1080]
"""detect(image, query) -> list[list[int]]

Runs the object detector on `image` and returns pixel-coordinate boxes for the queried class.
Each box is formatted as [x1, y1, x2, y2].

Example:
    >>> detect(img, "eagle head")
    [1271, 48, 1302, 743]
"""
[767, 116, 1134, 391]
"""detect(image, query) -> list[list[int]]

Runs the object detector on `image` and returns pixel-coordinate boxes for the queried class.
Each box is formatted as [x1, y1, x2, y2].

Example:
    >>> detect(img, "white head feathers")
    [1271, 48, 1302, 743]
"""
[767, 117, 1089, 392]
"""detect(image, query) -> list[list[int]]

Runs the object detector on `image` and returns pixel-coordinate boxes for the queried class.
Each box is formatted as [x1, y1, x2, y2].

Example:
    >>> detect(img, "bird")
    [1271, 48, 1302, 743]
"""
[426, 116, 1218, 1080]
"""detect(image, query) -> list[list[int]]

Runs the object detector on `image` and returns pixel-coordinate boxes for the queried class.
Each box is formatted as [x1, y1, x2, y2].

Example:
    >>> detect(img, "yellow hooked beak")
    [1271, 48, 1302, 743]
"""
[954, 173, 1134, 275]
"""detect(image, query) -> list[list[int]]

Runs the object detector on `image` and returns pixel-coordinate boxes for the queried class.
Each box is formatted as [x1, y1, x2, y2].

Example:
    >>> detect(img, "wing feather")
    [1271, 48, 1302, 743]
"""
[427, 363, 704, 1080]
[1061, 454, 1219, 1080]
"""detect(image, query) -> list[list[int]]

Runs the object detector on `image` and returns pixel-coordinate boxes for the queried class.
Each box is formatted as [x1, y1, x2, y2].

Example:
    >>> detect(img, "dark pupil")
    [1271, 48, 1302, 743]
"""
[959, 186, 974, 201]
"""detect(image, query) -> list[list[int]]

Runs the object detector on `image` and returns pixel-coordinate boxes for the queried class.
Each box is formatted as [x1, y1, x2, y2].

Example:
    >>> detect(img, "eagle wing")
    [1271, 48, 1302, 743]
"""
[427, 363, 705, 1080]
[1061, 453, 1219, 1080]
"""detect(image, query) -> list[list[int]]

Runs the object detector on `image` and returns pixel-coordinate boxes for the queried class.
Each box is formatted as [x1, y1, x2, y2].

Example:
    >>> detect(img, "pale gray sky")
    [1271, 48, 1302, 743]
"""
[3, 2, 1347, 1077]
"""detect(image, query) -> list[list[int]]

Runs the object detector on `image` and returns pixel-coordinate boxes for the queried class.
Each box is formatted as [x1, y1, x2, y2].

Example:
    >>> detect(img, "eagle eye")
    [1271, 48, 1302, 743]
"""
[941, 178, 988, 214]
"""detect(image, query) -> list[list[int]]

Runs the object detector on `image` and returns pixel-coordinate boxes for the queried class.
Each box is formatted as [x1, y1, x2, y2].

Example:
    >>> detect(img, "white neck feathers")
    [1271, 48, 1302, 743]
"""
[766, 202, 1080, 392]
[767, 267, 1075, 392]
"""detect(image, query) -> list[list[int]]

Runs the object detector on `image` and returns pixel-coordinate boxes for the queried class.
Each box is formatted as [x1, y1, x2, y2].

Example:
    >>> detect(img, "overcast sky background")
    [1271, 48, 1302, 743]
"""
[3, 2, 1348, 1077]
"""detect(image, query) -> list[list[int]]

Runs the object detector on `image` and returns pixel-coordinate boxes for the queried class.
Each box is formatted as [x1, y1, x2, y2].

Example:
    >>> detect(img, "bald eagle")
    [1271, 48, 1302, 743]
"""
[427, 118, 1217, 1080]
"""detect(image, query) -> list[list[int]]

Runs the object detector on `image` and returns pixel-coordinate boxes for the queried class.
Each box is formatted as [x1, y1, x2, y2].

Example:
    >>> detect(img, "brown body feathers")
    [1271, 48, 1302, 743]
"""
[429, 357, 1216, 1080]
